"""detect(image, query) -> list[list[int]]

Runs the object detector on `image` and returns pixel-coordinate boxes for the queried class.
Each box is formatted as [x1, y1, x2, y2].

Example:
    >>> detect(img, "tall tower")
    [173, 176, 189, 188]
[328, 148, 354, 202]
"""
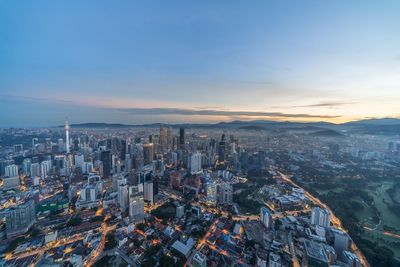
[65, 120, 70, 154]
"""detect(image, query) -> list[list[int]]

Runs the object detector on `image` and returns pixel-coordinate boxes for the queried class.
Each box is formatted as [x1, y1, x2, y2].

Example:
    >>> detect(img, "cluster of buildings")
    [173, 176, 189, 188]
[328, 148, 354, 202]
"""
[0, 124, 374, 266]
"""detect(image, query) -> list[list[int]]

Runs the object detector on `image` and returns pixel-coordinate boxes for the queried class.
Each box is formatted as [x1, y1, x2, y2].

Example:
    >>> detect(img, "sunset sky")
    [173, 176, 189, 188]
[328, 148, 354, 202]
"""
[1, 1, 400, 126]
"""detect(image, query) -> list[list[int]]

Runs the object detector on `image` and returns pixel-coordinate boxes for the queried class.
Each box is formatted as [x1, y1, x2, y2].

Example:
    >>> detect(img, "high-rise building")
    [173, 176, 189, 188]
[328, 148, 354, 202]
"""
[58, 138, 64, 152]
[65, 120, 70, 154]
[179, 128, 185, 148]
[170, 171, 182, 188]
[218, 182, 233, 205]
[218, 134, 226, 162]
[30, 163, 40, 178]
[129, 186, 144, 223]
[118, 180, 128, 212]
[304, 240, 330, 267]
[74, 154, 85, 171]
[22, 159, 31, 175]
[101, 150, 112, 178]
[206, 181, 217, 206]
[189, 152, 202, 174]
[260, 207, 273, 229]
[159, 126, 166, 151]
[311, 207, 330, 227]
[166, 127, 173, 150]
[2, 199, 36, 238]
[40, 160, 52, 179]
[143, 143, 154, 164]
[176, 204, 185, 218]
[5, 164, 19, 177]
[144, 181, 154, 205]
[333, 229, 350, 259]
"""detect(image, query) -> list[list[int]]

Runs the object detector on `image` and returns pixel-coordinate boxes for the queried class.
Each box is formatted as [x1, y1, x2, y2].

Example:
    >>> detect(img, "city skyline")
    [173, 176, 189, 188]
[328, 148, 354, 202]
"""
[1, 1, 400, 126]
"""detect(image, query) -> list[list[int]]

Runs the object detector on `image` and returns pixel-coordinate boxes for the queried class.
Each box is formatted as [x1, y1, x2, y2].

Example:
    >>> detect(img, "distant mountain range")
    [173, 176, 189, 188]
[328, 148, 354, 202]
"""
[62, 118, 400, 135]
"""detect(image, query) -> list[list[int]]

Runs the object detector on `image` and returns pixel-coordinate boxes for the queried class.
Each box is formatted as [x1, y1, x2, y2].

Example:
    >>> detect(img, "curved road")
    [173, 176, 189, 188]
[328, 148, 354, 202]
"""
[278, 172, 370, 267]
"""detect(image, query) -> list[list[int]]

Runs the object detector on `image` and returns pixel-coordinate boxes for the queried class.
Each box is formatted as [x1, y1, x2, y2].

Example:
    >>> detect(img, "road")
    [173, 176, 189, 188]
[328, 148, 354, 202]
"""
[10, 234, 83, 260]
[288, 232, 300, 267]
[84, 221, 116, 267]
[278, 171, 370, 267]
[363, 226, 400, 239]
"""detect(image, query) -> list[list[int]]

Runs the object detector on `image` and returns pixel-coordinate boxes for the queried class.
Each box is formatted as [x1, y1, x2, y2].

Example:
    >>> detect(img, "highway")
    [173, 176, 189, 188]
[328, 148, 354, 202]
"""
[278, 171, 370, 267]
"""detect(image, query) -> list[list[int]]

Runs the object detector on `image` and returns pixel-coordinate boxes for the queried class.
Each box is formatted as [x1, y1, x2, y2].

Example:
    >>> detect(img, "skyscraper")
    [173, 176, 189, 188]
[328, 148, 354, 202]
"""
[65, 120, 70, 154]
[218, 134, 226, 162]
[189, 152, 202, 174]
[143, 143, 154, 165]
[144, 181, 154, 205]
[100, 150, 112, 178]
[129, 186, 144, 223]
[159, 126, 166, 151]
[179, 128, 185, 149]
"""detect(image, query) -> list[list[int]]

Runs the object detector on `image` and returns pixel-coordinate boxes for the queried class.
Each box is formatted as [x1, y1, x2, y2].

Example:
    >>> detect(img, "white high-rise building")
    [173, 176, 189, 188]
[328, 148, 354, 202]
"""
[74, 154, 85, 171]
[260, 207, 273, 229]
[206, 181, 217, 206]
[5, 164, 18, 177]
[40, 160, 52, 179]
[311, 207, 330, 227]
[30, 163, 40, 178]
[189, 152, 202, 174]
[144, 181, 154, 205]
[118, 181, 128, 212]
[65, 120, 70, 154]
[129, 186, 144, 223]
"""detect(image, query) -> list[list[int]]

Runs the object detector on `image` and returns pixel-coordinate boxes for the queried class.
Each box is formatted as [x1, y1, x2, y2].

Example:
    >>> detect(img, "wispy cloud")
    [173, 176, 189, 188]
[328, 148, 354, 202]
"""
[296, 101, 356, 108]
[117, 107, 340, 119]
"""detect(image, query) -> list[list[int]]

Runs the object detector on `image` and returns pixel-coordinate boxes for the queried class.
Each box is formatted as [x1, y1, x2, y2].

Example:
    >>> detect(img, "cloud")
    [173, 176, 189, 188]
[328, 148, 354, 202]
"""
[271, 101, 356, 109]
[298, 101, 356, 108]
[117, 107, 340, 119]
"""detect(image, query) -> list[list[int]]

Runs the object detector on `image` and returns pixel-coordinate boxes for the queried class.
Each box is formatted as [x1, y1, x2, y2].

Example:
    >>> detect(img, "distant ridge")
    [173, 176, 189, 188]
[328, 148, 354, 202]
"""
[310, 129, 344, 137]
[56, 118, 400, 135]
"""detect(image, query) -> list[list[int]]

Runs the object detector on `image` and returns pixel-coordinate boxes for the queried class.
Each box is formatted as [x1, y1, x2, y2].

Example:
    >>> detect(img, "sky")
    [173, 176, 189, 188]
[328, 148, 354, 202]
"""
[1, 0, 400, 127]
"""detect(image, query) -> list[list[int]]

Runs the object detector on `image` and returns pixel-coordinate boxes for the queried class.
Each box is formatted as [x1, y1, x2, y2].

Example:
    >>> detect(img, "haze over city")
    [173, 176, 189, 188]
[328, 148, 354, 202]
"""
[1, 1, 400, 126]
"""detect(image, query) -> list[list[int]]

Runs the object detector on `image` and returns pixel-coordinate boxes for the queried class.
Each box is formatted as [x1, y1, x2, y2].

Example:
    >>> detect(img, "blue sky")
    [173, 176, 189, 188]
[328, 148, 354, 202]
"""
[1, 1, 400, 126]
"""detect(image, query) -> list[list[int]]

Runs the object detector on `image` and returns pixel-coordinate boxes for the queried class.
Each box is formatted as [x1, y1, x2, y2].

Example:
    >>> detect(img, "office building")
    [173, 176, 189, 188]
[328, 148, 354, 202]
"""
[311, 207, 330, 227]
[143, 143, 154, 165]
[176, 204, 185, 219]
[144, 181, 154, 205]
[101, 150, 112, 178]
[179, 128, 185, 148]
[189, 152, 202, 174]
[218, 134, 226, 161]
[304, 240, 330, 267]
[129, 186, 144, 223]
[2, 199, 36, 238]
[30, 163, 40, 178]
[260, 207, 273, 229]
[218, 182, 233, 205]
[206, 181, 217, 206]
[65, 120, 70, 154]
